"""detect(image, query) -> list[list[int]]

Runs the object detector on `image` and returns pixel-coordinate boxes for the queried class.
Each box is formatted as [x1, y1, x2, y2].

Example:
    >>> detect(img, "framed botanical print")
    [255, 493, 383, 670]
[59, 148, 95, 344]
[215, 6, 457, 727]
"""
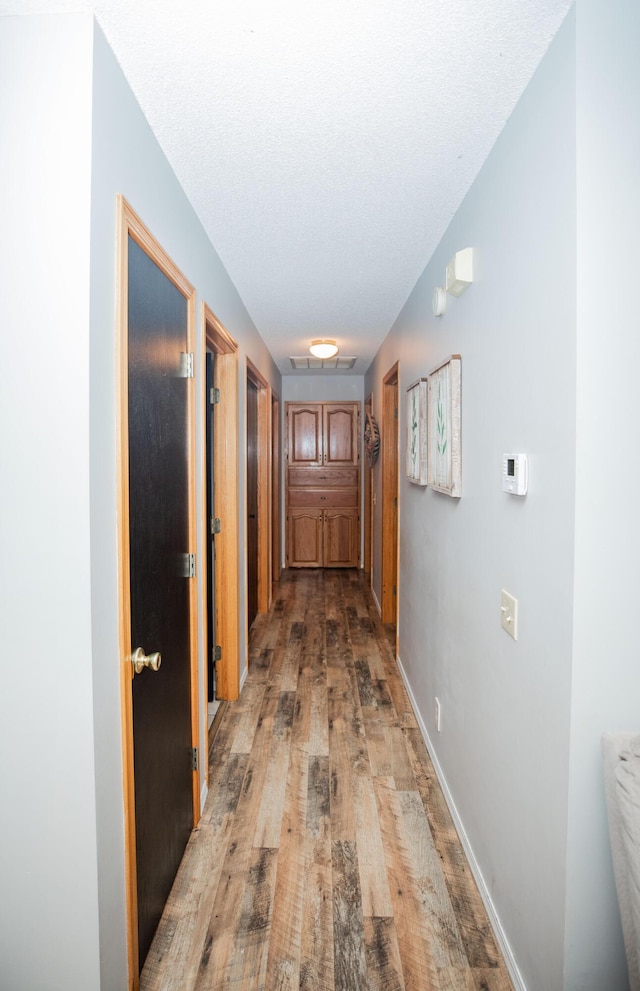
[406, 378, 428, 485]
[427, 354, 461, 497]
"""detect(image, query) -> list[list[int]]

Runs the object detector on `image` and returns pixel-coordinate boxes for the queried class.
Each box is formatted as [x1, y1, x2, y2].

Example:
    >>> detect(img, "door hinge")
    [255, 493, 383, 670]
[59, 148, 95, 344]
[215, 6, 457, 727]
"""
[191, 747, 199, 771]
[210, 386, 220, 405]
[393, 585, 397, 596]
[393, 496, 398, 508]
[180, 552, 196, 578]
[180, 352, 194, 378]
[214, 645, 222, 662]
[211, 517, 221, 535]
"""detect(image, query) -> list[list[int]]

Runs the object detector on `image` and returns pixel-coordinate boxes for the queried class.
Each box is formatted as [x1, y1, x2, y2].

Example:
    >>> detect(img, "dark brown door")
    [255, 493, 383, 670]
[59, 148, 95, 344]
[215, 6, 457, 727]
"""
[128, 236, 194, 968]
[247, 378, 259, 629]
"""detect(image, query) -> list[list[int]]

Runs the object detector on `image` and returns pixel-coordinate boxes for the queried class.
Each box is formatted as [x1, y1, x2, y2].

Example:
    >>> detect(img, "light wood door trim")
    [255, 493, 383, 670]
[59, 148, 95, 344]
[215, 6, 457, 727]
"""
[203, 305, 240, 703]
[381, 363, 399, 627]
[246, 359, 272, 617]
[116, 196, 200, 990]
[364, 393, 373, 575]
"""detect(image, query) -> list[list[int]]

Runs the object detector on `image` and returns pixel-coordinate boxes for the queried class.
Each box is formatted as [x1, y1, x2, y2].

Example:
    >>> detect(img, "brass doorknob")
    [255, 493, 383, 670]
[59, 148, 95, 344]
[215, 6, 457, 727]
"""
[131, 647, 162, 675]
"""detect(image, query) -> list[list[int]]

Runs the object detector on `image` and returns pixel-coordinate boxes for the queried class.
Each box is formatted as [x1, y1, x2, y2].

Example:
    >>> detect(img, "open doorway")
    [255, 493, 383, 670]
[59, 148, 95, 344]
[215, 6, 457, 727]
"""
[246, 359, 272, 648]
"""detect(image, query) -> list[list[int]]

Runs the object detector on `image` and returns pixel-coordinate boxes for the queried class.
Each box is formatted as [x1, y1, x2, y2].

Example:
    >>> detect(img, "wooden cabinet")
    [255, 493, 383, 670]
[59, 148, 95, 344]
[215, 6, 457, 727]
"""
[286, 402, 360, 568]
[287, 403, 359, 467]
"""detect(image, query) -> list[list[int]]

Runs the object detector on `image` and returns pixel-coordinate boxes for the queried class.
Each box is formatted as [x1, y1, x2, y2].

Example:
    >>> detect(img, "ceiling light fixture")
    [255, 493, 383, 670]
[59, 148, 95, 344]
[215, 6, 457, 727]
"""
[309, 339, 338, 359]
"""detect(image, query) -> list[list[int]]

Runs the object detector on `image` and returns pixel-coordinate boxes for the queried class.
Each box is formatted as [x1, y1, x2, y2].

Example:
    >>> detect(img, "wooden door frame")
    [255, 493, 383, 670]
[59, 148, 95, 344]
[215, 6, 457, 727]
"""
[364, 392, 373, 576]
[246, 359, 272, 623]
[271, 391, 281, 582]
[381, 363, 399, 627]
[116, 197, 200, 989]
[203, 305, 240, 706]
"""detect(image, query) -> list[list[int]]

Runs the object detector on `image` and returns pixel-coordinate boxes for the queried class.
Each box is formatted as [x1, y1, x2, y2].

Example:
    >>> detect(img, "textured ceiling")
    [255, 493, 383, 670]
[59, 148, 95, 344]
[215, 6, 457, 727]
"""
[2, 0, 572, 374]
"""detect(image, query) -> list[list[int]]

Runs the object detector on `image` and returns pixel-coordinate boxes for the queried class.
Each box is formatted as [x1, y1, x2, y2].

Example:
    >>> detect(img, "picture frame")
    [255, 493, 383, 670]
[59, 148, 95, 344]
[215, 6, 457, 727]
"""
[427, 354, 461, 497]
[406, 378, 428, 484]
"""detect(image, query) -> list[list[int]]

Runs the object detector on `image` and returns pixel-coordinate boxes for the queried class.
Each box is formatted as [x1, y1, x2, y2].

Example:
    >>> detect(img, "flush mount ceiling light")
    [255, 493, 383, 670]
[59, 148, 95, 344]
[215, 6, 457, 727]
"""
[309, 339, 338, 359]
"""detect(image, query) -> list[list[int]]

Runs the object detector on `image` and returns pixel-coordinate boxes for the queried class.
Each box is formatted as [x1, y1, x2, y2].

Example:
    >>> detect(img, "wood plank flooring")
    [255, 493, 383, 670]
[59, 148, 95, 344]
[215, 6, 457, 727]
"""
[141, 569, 513, 991]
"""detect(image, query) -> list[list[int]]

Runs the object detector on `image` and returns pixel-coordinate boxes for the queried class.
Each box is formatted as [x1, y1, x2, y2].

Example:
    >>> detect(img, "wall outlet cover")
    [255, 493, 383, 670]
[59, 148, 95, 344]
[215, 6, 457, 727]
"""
[500, 589, 518, 640]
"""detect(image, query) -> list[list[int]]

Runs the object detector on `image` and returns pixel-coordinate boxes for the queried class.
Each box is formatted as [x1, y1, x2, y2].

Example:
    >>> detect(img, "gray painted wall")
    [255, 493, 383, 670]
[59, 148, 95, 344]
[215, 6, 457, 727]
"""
[1, 12, 281, 989]
[366, 5, 640, 989]
[282, 374, 365, 402]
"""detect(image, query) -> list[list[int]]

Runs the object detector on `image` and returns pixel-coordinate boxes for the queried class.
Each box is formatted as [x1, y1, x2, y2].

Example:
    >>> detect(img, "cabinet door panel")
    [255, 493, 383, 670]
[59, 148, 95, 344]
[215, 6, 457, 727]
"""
[288, 488, 358, 508]
[288, 406, 322, 466]
[288, 509, 323, 567]
[323, 405, 358, 465]
[324, 508, 359, 567]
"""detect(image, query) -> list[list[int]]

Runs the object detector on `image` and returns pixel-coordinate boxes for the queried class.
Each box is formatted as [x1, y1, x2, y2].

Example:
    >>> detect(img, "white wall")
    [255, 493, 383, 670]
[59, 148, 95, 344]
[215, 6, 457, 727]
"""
[1, 12, 281, 989]
[283, 373, 364, 402]
[366, 12, 576, 990]
[565, 1, 640, 988]
[0, 14, 102, 990]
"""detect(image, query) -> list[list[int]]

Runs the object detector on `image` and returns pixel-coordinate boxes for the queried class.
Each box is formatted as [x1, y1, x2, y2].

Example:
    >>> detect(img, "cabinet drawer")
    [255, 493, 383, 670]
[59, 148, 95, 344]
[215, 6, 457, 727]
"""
[288, 487, 358, 508]
[288, 467, 358, 488]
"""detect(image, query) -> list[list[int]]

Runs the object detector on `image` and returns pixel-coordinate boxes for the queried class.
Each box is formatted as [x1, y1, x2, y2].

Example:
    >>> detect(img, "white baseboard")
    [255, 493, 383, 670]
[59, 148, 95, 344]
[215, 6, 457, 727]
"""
[396, 653, 526, 991]
[199, 780, 208, 816]
[240, 664, 248, 692]
[371, 585, 382, 617]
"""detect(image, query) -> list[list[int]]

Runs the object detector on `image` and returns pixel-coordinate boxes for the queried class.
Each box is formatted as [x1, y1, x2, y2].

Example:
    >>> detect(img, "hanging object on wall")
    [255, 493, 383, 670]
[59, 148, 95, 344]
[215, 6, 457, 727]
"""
[364, 411, 381, 467]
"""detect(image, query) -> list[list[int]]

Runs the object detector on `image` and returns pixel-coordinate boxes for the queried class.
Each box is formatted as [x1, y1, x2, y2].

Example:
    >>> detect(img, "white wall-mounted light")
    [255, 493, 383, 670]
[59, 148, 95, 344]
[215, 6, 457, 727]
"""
[446, 247, 474, 296]
[309, 339, 338, 359]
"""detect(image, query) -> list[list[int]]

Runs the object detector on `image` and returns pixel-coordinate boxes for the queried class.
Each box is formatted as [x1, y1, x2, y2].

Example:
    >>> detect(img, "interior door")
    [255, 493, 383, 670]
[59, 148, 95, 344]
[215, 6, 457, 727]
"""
[128, 235, 195, 969]
[247, 378, 259, 629]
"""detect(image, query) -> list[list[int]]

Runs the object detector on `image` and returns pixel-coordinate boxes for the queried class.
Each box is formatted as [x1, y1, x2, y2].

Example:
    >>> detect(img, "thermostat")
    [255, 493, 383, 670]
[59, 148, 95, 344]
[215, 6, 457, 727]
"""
[502, 453, 528, 495]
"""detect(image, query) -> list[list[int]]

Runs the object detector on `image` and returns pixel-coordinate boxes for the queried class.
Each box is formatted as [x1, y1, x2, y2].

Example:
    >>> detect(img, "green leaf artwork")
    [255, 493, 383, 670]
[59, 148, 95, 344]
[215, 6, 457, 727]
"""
[436, 382, 447, 457]
[411, 391, 418, 467]
[427, 355, 460, 496]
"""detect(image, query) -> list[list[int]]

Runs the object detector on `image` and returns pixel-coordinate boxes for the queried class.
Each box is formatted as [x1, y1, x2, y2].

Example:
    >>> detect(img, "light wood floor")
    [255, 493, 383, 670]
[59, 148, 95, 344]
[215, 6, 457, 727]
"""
[141, 568, 513, 991]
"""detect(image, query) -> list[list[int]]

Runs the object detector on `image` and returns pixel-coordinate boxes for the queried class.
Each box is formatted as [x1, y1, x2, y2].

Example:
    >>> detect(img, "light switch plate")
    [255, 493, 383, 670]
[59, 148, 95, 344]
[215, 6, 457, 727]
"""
[500, 589, 518, 640]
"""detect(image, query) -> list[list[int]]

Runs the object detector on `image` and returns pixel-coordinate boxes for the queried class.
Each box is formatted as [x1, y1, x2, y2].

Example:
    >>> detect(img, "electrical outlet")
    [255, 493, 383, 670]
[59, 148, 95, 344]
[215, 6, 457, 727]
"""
[435, 697, 441, 732]
[500, 589, 518, 640]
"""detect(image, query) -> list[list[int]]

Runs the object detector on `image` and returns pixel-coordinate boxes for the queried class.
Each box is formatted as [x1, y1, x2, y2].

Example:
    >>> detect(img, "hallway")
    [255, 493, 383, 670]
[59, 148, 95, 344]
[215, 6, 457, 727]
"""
[141, 569, 513, 991]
